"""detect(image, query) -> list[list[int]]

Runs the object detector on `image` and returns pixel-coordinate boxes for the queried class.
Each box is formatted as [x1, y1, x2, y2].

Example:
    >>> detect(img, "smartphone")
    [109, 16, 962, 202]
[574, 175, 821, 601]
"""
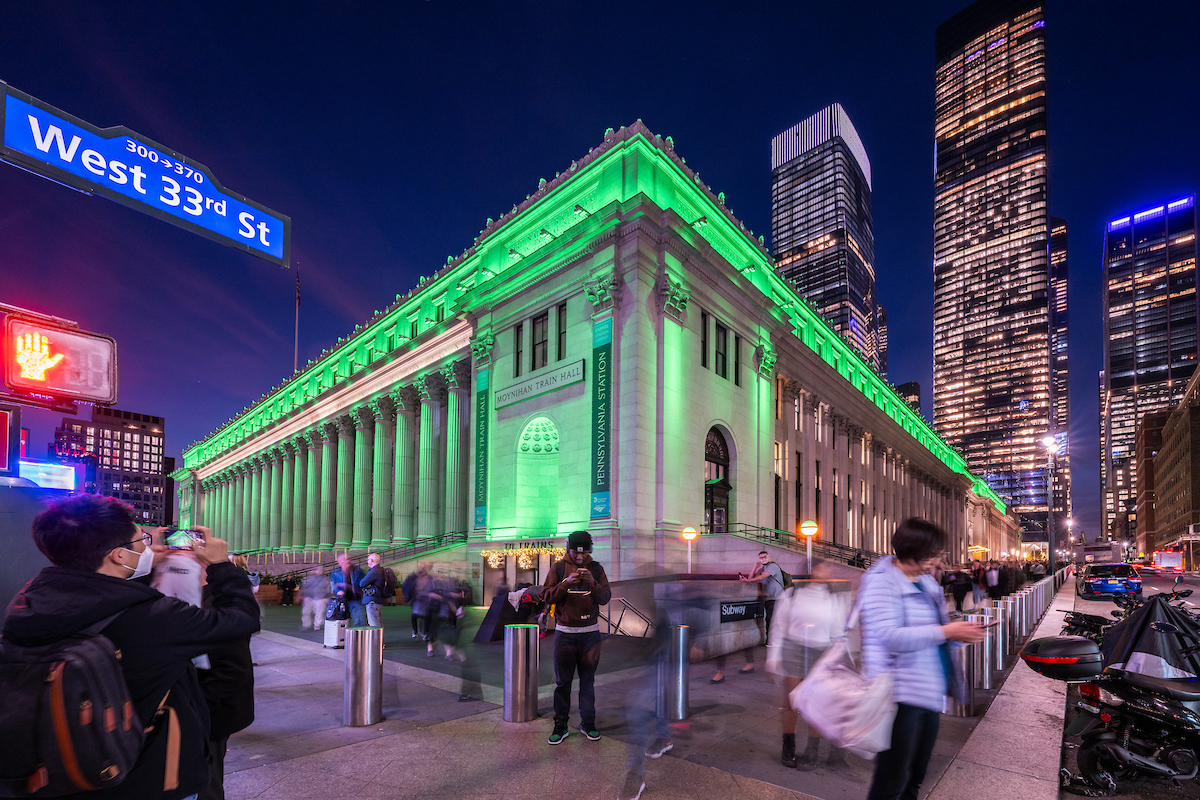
[165, 529, 201, 550]
[982, 620, 1000, 629]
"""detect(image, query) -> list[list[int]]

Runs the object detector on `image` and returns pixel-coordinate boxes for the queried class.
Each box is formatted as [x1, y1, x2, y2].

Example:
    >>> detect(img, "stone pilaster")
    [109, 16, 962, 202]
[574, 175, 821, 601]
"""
[351, 405, 375, 550]
[442, 360, 471, 535]
[392, 385, 419, 542]
[303, 430, 323, 551]
[335, 415, 356, 550]
[320, 422, 339, 551]
[266, 448, 282, 551]
[280, 442, 295, 552]
[370, 397, 395, 549]
[416, 372, 447, 538]
[291, 438, 307, 551]
[248, 457, 263, 551]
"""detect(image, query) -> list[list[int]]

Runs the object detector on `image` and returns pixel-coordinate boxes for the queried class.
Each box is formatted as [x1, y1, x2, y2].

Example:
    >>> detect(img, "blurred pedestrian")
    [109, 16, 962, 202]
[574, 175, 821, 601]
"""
[859, 519, 985, 800]
[969, 559, 985, 608]
[767, 564, 847, 770]
[299, 565, 329, 631]
[196, 585, 255, 800]
[410, 563, 434, 654]
[360, 553, 387, 627]
[330, 553, 367, 627]
[278, 575, 296, 606]
[617, 604, 681, 800]
[544, 530, 611, 745]
[946, 565, 973, 613]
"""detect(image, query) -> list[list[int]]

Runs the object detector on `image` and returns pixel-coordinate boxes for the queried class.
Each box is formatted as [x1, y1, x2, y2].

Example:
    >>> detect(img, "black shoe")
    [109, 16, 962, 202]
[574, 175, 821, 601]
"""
[579, 724, 601, 741]
[781, 733, 797, 768]
[548, 726, 569, 745]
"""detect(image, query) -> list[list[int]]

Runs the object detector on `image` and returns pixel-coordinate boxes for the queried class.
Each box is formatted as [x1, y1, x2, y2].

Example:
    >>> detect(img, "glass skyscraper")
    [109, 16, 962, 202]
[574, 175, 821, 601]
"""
[771, 103, 885, 374]
[1101, 195, 1198, 537]
[933, 0, 1061, 531]
[1050, 218, 1071, 521]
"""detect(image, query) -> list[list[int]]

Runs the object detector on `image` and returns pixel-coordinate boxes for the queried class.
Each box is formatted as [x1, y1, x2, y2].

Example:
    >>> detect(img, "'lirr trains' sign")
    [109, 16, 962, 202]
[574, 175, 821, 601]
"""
[0, 84, 290, 266]
[494, 359, 584, 408]
[720, 601, 762, 623]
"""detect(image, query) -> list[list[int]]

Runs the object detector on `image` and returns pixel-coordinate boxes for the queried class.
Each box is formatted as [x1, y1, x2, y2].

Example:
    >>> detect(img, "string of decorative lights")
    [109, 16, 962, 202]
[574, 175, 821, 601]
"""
[480, 546, 566, 570]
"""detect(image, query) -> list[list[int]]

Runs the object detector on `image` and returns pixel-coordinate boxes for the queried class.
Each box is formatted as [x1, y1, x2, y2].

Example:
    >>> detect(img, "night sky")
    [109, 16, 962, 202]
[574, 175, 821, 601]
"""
[3, 2, 1198, 541]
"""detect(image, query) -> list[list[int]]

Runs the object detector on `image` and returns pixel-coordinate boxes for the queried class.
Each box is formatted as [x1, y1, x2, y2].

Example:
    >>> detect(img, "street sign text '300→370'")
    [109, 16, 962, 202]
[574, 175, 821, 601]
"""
[0, 83, 290, 266]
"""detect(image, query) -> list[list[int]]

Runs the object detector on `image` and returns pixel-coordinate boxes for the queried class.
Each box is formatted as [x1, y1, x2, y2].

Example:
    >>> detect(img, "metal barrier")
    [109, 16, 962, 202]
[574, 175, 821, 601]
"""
[657, 625, 690, 721]
[997, 598, 1016, 655]
[343, 626, 383, 726]
[945, 643, 976, 717]
[503, 624, 540, 722]
[966, 613, 992, 690]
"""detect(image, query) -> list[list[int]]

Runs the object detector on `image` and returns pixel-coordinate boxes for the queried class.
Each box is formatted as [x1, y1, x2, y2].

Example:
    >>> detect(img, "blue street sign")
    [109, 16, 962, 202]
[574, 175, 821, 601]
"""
[0, 84, 290, 266]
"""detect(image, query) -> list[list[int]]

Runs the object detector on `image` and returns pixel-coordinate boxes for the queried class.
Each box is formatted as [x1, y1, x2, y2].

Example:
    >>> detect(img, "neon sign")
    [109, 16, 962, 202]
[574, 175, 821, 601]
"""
[3, 318, 118, 404]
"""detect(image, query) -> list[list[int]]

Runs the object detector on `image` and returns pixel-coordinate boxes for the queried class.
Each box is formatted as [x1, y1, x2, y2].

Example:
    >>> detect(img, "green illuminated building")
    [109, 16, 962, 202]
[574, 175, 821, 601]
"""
[175, 123, 1018, 588]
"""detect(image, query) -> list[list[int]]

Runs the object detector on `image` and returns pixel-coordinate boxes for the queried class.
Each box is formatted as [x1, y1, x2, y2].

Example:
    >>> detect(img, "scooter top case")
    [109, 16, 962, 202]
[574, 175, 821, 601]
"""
[1020, 635, 1103, 681]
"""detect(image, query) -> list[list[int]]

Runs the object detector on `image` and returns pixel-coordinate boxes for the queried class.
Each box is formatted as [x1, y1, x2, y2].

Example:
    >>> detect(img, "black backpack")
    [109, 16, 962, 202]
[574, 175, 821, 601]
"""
[382, 568, 398, 605]
[0, 613, 143, 797]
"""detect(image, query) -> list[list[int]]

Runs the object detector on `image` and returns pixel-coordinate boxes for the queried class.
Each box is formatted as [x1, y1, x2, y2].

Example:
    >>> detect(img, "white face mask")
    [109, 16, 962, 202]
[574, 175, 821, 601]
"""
[118, 545, 155, 580]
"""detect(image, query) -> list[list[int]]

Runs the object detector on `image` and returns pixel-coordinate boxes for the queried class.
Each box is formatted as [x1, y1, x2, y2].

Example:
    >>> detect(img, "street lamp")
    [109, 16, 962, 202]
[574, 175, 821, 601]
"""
[799, 520, 818, 576]
[681, 527, 697, 574]
[1043, 435, 1060, 568]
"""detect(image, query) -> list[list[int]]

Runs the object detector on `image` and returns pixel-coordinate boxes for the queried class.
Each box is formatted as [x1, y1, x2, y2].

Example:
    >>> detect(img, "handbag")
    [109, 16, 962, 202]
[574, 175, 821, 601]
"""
[325, 597, 349, 621]
[791, 639, 896, 759]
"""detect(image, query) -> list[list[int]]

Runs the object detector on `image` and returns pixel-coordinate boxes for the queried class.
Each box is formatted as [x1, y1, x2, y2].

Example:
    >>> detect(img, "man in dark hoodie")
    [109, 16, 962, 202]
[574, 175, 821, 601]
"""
[2, 494, 260, 800]
[543, 530, 611, 745]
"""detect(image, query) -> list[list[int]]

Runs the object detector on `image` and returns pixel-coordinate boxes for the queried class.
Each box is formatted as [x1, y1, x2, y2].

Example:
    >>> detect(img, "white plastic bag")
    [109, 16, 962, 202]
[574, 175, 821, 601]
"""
[791, 639, 897, 760]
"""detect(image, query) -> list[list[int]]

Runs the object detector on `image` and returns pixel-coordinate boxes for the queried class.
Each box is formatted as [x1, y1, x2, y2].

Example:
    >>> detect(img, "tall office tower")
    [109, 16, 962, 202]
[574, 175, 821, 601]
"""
[771, 103, 885, 373]
[933, 0, 1055, 531]
[1050, 218, 1071, 520]
[1101, 195, 1198, 536]
[58, 406, 170, 524]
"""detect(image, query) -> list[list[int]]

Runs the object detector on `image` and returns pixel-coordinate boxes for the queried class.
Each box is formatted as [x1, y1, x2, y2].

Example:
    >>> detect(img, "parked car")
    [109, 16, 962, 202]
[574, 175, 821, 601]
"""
[1076, 562, 1142, 600]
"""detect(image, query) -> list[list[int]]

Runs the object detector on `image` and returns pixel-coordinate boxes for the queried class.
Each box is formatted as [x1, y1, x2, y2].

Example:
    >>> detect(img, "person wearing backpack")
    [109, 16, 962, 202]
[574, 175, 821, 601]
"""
[360, 554, 387, 628]
[859, 519, 985, 800]
[382, 567, 398, 606]
[543, 530, 611, 746]
[1, 494, 260, 800]
[739, 550, 788, 642]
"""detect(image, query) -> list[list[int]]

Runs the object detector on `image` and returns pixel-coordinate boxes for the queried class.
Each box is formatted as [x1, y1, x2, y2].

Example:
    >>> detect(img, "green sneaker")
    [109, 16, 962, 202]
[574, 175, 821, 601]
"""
[579, 725, 601, 741]
[548, 726, 569, 745]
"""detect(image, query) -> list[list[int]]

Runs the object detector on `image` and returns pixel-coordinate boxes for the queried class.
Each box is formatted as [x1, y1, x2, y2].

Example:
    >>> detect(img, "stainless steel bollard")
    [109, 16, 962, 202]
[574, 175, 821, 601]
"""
[944, 642, 976, 716]
[966, 613, 993, 690]
[344, 626, 383, 726]
[988, 604, 1007, 669]
[503, 624, 540, 723]
[657, 624, 690, 721]
[1009, 594, 1024, 645]
[998, 599, 1016, 654]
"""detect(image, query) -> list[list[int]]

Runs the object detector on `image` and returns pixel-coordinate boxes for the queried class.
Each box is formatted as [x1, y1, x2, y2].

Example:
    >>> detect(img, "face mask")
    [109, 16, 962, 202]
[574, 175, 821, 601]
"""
[118, 545, 154, 580]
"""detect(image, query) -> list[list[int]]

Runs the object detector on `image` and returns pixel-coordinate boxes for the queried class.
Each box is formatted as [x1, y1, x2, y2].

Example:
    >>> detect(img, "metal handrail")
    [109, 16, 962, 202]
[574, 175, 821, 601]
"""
[254, 532, 469, 580]
[618, 597, 656, 630]
[707, 522, 886, 570]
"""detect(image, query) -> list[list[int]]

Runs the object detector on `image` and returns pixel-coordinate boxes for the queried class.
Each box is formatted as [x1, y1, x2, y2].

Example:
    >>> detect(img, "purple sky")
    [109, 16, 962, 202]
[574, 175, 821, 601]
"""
[2, 2, 1198, 541]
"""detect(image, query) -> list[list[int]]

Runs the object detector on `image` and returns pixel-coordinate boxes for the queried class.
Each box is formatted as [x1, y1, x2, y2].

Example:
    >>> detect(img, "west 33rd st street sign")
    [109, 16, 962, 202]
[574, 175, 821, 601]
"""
[0, 83, 290, 266]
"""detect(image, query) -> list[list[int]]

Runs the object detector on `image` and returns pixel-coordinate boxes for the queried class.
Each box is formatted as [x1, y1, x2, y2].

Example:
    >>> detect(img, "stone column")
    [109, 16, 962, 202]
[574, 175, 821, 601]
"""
[267, 449, 282, 551]
[248, 457, 263, 551]
[320, 422, 339, 551]
[335, 415, 356, 550]
[219, 476, 231, 540]
[443, 360, 471, 535]
[416, 372, 447, 538]
[303, 430, 322, 551]
[291, 439, 307, 552]
[392, 386, 419, 542]
[280, 443, 295, 552]
[351, 406, 375, 550]
[370, 397, 395, 549]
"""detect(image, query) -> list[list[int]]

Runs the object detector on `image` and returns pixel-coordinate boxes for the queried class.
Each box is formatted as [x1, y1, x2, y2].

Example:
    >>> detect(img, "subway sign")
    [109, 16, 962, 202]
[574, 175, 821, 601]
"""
[0, 84, 290, 266]
[3, 317, 118, 404]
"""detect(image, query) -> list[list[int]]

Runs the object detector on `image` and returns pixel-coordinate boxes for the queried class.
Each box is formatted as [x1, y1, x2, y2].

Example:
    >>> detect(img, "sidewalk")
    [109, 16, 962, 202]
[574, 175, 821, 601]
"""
[225, 592, 1051, 800]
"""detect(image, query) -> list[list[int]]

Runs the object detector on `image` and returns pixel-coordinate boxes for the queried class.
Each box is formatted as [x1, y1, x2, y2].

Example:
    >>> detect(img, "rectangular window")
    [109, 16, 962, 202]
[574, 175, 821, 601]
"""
[700, 311, 709, 368]
[734, 334, 741, 386]
[774, 441, 783, 477]
[409, 319, 419, 339]
[714, 322, 728, 378]
[435, 303, 445, 323]
[775, 375, 784, 420]
[795, 451, 803, 523]
[532, 311, 549, 370]
[556, 302, 567, 361]
[815, 460, 822, 525]
[514, 322, 524, 378]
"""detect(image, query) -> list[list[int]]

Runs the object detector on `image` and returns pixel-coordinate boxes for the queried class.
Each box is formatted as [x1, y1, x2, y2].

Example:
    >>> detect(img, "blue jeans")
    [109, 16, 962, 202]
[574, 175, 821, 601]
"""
[625, 664, 670, 775]
[867, 703, 940, 800]
[348, 600, 368, 627]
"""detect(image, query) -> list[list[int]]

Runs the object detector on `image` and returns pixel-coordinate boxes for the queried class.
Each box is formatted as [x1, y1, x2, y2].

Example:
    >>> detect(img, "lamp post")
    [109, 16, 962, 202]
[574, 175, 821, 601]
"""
[682, 527, 697, 574]
[1042, 435, 1059, 568]
[799, 520, 818, 576]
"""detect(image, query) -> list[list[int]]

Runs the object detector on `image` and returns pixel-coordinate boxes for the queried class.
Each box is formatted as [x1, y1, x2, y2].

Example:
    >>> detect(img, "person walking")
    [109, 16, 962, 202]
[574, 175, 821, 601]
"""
[298, 565, 330, 631]
[969, 559, 985, 609]
[946, 565, 973, 613]
[543, 530, 611, 745]
[859, 519, 986, 800]
[360, 553, 387, 628]
[330, 553, 367, 627]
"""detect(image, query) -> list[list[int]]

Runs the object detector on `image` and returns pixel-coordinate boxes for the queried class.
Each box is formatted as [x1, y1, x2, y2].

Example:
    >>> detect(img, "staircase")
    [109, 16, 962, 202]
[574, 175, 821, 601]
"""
[250, 532, 468, 580]
[711, 523, 885, 571]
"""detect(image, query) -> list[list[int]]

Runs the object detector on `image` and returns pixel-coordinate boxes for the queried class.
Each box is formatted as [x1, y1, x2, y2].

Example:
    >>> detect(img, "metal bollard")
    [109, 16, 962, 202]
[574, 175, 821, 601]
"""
[944, 642, 976, 716]
[1019, 591, 1032, 637]
[344, 626, 383, 726]
[966, 613, 993, 690]
[1009, 594, 1024, 645]
[998, 598, 1016, 654]
[503, 624, 540, 723]
[657, 624, 690, 721]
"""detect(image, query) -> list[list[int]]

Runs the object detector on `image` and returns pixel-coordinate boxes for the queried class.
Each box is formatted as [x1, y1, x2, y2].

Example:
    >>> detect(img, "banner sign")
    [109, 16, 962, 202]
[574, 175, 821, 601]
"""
[0, 85, 290, 266]
[474, 369, 489, 527]
[590, 318, 612, 518]
[494, 359, 584, 408]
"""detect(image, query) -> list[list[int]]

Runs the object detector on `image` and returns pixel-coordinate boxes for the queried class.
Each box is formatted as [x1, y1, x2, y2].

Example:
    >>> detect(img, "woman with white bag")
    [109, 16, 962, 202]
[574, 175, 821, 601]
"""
[765, 563, 849, 770]
[859, 519, 985, 800]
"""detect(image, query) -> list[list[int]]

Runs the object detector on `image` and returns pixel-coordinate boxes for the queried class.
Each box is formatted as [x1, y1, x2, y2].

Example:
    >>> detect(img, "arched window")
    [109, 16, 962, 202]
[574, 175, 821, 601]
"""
[705, 427, 731, 532]
[705, 428, 729, 481]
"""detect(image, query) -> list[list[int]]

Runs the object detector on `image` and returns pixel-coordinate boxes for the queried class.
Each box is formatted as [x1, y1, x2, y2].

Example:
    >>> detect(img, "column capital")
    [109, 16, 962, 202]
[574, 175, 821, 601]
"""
[417, 372, 447, 404]
[370, 395, 396, 425]
[335, 414, 356, 438]
[280, 441, 296, 458]
[469, 332, 495, 365]
[654, 273, 688, 321]
[785, 379, 805, 403]
[585, 269, 624, 313]
[391, 384, 420, 414]
[870, 440, 888, 457]
[754, 341, 777, 377]
[352, 404, 376, 431]
[802, 392, 822, 415]
[292, 434, 309, 454]
[443, 359, 472, 392]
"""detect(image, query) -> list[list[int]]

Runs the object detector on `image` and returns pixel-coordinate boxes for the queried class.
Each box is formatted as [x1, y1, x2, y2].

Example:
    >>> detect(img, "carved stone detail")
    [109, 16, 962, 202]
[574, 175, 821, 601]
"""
[443, 359, 472, 392]
[352, 404, 376, 431]
[754, 342, 777, 377]
[469, 332, 495, 364]
[370, 395, 396, 425]
[392, 385, 420, 414]
[584, 271, 624, 313]
[417, 372, 447, 404]
[654, 274, 689, 321]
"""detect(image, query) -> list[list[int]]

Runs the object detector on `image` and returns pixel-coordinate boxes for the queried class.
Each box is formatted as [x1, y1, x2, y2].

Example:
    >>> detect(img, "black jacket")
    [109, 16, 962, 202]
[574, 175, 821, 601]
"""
[2, 562, 260, 799]
[197, 587, 255, 742]
[360, 566, 386, 601]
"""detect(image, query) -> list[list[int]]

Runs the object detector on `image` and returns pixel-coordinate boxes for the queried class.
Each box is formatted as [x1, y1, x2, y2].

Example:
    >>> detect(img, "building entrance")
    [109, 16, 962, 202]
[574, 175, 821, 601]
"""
[704, 427, 731, 533]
